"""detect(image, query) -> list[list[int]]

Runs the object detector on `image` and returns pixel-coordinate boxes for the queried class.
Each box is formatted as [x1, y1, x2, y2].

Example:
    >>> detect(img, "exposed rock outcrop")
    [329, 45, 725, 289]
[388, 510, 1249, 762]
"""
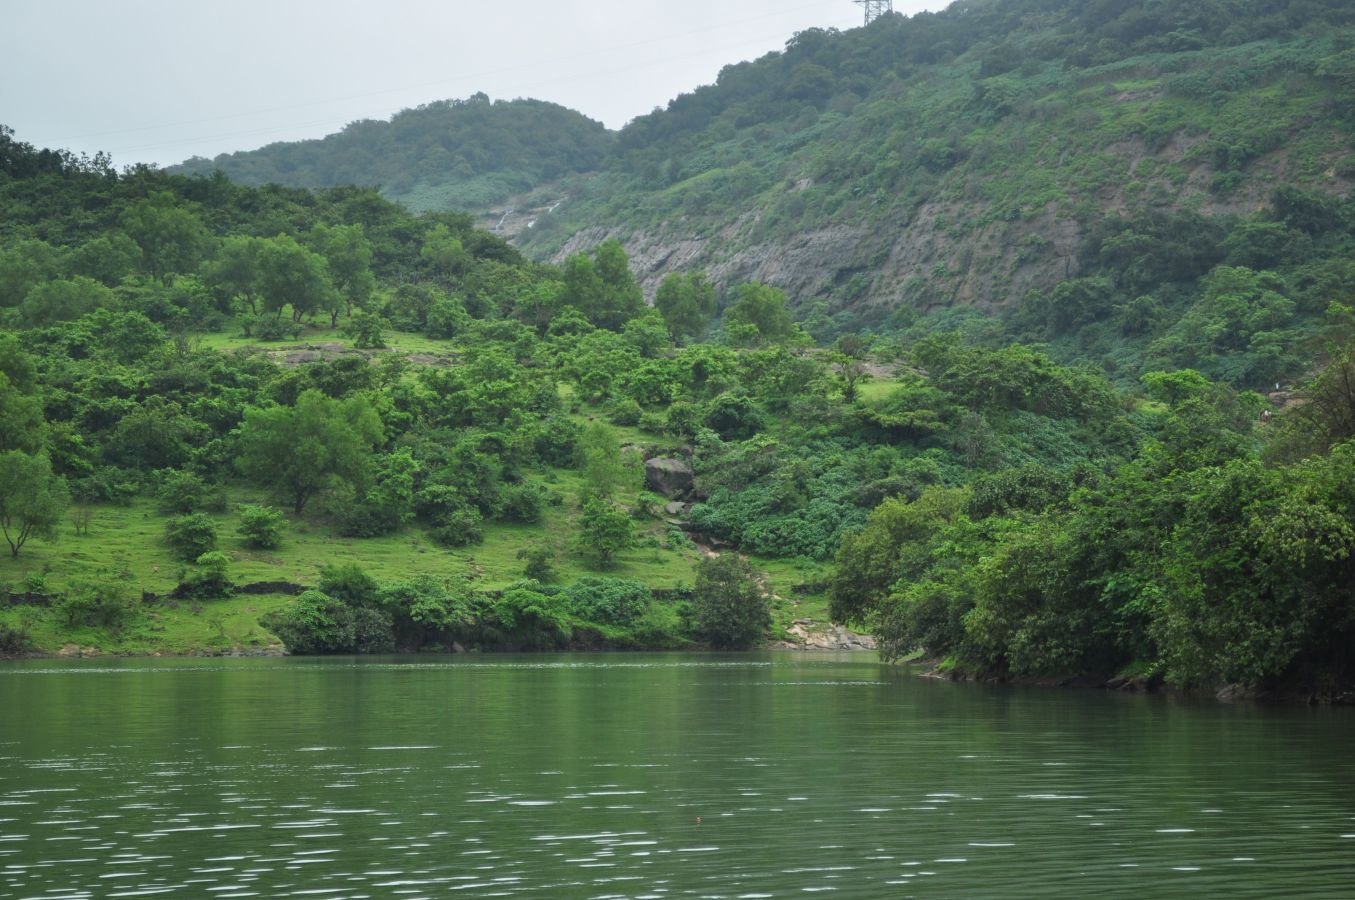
[776, 619, 878, 652]
[645, 458, 695, 499]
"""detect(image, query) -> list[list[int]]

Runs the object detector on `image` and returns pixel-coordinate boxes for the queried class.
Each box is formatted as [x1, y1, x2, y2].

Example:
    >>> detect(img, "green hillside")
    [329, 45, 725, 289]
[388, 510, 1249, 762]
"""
[519, 0, 1355, 337]
[4, 0, 1355, 700]
[171, 95, 613, 213]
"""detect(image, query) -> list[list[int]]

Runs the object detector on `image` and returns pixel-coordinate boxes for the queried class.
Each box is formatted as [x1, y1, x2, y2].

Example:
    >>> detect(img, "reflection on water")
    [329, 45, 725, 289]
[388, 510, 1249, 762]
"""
[1, 653, 1353, 898]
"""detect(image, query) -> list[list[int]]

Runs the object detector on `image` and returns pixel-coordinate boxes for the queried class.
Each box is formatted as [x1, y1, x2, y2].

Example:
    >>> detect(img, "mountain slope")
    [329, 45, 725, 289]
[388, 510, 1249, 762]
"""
[514, 0, 1354, 325]
[171, 95, 613, 213]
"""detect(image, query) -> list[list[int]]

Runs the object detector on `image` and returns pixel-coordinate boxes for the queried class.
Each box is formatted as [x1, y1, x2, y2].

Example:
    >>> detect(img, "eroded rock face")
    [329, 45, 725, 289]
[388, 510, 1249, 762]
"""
[782, 620, 878, 651]
[645, 458, 694, 499]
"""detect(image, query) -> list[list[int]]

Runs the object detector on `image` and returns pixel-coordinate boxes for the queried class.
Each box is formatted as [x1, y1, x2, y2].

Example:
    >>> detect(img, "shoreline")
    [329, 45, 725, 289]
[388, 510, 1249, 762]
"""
[920, 662, 1355, 707]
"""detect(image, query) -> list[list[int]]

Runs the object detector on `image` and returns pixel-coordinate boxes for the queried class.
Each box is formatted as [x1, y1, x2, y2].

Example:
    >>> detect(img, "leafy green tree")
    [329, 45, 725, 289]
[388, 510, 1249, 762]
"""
[489, 583, 571, 650]
[829, 488, 968, 632]
[205, 235, 265, 314]
[256, 235, 336, 323]
[312, 223, 375, 320]
[622, 311, 671, 358]
[577, 498, 634, 568]
[420, 224, 472, 278]
[177, 550, 234, 600]
[19, 276, 113, 327]
[724, 282, 795, 346]
[156, 470, 216, 514]
[692, 554, 770, 649]
[378, 573, 478, 648]
[0, 239, 63, 309]
[561, 240, 643, 330]
[105, 398, 204, 470]
[577, 422, 641, 501]
[342, 309, 387, 349]
[118, 191, 210, 284]
[58, 571, 136, 628]
[237, 389, 383, 514]
[339, 450, 417, 537]
[262, 589, 394, 655]
[0, 372, 45, 454]
[318, 562, 382, 607]
[67, 233, 142, 286]
[564, 577, 653, 626]
[0, 452, 69, 557]
[655, 272, 716, 342]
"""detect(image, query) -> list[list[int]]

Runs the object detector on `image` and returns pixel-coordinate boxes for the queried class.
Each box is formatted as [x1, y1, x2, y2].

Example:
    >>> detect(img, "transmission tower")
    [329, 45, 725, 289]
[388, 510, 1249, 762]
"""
[855, 0, 893, 26]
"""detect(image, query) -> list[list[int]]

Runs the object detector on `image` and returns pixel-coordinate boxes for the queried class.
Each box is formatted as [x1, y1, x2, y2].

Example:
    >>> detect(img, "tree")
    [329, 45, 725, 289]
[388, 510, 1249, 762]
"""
[0, 372, 44, 454]
[19, 276, 113, 327]
[256, 235, 336, 323]
[67, 233, 143, 286]
[518, 545, 557, 582]
[561, 240, 643, 331]
[237, 389, 383, 514]
[577, 422, 641, 501]
[577, 498, 633, 569]
[655, 272, 716, 342]
[342, 309, 387, 349]
[0, 452, 69, 557]
[724, 282, 795, 346]
[118, 191, 209, 284]
[312, 224, 376, 321]
[206, 235, 265, 314]
[691, 554, 770, 649]
[420, 224, 472, 278]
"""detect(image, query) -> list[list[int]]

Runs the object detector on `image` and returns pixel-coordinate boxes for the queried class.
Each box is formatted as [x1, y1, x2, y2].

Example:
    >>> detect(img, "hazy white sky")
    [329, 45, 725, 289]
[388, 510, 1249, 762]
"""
[4, 0, 939, 169]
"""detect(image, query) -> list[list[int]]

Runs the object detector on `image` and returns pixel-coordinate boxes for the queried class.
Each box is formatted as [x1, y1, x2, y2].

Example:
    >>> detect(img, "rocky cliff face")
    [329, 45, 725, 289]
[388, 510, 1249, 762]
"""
[514, 136, 1349, 319]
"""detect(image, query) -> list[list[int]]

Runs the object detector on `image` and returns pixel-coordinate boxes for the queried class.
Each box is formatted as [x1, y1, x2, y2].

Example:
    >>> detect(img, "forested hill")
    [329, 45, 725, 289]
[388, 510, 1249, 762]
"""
[170, 96, 613, 213]
[5, 117, 1355, 697]
[520, 0, 1355, 320]
[171, 0, 1355, 339]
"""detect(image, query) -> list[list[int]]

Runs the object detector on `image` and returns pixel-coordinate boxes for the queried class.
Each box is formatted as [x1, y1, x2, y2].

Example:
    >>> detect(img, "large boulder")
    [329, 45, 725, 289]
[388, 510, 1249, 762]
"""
[645, 457, 695, 499]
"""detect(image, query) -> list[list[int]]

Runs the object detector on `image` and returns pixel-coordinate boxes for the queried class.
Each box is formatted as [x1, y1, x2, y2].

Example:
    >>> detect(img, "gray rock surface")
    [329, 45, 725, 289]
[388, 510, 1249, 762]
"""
[645, 458, 695, 499]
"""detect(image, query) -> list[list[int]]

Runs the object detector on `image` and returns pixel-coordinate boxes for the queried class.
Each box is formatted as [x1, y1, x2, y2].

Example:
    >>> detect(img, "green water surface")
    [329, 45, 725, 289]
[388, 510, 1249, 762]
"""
[1, 653, 1352, 898]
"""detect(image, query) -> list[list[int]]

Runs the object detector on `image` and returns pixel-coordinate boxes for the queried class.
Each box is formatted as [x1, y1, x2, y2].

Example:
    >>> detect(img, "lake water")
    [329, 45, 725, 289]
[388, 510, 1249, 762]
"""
[1, 653, 1352, 898]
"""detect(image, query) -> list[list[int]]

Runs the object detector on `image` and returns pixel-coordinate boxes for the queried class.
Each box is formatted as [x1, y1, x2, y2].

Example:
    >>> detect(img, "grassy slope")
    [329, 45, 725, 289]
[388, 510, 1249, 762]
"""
[1, 326, 852, 655]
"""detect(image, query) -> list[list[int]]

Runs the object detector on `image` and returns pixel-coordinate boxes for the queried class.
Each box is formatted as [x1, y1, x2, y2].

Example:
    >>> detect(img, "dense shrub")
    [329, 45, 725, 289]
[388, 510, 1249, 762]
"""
[487, 584, 571, 650]
[164, 514, 218, 562]
[564, 577, 654, 626]
[428, 505, 485, 547]
[691, 554, 770, 649]
[499, 480, 547, 524]
[245, 315, 303, 341]
[517, 545, 557, 582]
[262, 589, 394, 655]
[58, 575, 137, 629]
[237, 504, 284, 549]
[176, 550, 234, 599]
[156, 470, 221, 514]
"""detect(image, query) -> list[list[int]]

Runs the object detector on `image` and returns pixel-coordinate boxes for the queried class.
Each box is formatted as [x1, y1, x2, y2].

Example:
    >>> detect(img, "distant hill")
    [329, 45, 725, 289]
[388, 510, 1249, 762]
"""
[170, 95, 613, 213]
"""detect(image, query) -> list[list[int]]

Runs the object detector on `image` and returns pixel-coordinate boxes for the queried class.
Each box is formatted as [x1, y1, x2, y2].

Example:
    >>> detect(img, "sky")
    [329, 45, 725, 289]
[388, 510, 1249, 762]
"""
[4, 0, 940, 169]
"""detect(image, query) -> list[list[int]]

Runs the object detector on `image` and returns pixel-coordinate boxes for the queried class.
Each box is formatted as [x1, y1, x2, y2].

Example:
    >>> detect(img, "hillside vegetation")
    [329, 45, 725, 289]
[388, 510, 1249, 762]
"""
[172, 1, 1355, 397]
[3, 0, 1355, 700]
[172, 96, 613, 213]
